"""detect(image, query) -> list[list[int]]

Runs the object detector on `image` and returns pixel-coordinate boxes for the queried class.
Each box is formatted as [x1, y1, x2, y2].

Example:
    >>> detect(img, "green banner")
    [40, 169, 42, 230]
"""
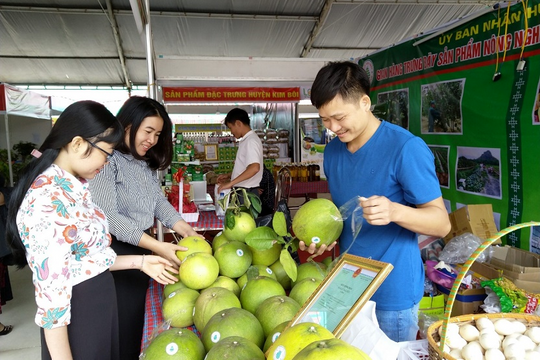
[358, 0, 540, 252]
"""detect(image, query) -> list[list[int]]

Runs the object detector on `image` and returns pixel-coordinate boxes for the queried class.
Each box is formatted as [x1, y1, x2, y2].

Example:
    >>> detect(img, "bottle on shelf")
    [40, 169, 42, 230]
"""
[313, 162, 320, 181]
[308, 162, 315, 182]
[289, 163, 298, 182]
[299, 163, 308, 182]
[164, 169, 173, 186]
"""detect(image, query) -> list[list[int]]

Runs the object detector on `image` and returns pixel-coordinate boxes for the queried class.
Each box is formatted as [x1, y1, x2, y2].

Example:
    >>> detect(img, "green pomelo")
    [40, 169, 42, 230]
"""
[162, 287, 200, 328]
[143, 328, 205, 360]
[249, 241, 282, 266]
[292, 338, 371, 360]
[266, 322, 335, 360]
[269, 259, 294, 290]
[179, 252, 219, 290]
[213, 241, 253, 278]
[202, 307, 265, 352]
[223, 211, 256, 243]
[321, 256, 334, 267]
[240, 276, 286, 314]
[289, 278, 322, 306]
[175, 236, 212, 262]
[211, 231, 230, 252]
[205, 336, 265, 360]
[255, 295, 301, 337]
[163, 280, 188, 299]
[237, 264, 277, 290]
[291, 198, 343, 247]
[207, 275, 241, 297]
[291, 262, 327, 287]
[193, 287, 241, 332]
[263, 321, 289, 353]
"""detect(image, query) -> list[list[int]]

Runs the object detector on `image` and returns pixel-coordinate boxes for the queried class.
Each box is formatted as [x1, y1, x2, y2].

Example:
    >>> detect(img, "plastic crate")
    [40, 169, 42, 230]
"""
[397, 340, 429, 360]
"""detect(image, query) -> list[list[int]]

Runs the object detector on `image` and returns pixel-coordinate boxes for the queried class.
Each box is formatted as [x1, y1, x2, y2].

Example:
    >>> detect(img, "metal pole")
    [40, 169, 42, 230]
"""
[293, 103, 299, 162]
[4, 114, 13, 186]
[145, 0, 156, 100]
[142, 0, 164, 241]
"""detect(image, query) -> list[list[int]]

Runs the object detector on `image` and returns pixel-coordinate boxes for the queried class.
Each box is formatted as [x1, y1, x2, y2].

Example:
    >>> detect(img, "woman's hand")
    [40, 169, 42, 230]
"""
[140, 255, 179, 285]
[298, 241, 337, 257]
[185, 229, 205, 239]
[154, 241, 188, 268]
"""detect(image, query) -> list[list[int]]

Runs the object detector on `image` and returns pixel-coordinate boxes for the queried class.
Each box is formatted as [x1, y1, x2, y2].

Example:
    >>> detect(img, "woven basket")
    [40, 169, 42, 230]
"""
[425, 221, 540, 360]
[427, 313, 540, 359]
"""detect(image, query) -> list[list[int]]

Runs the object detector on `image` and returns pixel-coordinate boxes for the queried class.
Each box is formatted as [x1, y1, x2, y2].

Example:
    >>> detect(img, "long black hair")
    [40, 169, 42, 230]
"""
[115, 96, 173, 170]
[6, 100, 123, 268]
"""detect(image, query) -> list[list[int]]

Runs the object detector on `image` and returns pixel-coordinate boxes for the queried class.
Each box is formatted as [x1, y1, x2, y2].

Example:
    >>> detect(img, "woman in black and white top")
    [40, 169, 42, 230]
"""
[90, 96, 203, 360]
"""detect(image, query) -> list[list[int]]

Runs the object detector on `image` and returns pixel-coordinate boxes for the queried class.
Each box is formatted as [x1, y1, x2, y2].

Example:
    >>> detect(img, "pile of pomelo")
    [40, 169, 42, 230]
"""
[142, 199, 369, 359]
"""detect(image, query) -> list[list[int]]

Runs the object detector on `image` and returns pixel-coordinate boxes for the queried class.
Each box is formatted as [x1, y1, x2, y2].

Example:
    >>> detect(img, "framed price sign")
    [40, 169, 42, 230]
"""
[204, 144, 218, 161]
[288, 254, 393, 337]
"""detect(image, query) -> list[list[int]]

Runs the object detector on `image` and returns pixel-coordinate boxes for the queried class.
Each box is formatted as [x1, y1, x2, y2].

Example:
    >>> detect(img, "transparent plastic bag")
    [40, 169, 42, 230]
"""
[438, 232, 492, 264]
[338, 196, 364, 242]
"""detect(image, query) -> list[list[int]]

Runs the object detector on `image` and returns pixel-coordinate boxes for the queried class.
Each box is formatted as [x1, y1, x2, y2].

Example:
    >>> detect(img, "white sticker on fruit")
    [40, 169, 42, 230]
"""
[211, 331, 221, 343]
[312, 236, 321, 244]
[266, 268, 273, 275]
[166, 343, 178, 355]
[273, 345, 286, 360]
[168, 292, 176, 298]
[272, 332, 281, 342]
[236, 249, 244, 257]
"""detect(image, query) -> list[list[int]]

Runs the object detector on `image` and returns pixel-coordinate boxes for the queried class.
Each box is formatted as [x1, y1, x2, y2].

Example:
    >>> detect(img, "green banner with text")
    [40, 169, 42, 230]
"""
[358, 0, 540, 252]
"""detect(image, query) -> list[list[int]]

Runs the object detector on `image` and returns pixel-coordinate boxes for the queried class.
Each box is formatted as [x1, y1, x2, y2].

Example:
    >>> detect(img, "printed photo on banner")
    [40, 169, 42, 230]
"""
[428, 145, 450, 189]
[376, 88, 409, 130]
[421, 79, 465, 134]
[455, 147, 501, 199]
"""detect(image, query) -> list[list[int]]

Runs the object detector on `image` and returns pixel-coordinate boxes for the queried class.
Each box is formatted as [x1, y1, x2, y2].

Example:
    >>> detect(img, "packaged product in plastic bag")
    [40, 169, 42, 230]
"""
[439, 232, 492, 264]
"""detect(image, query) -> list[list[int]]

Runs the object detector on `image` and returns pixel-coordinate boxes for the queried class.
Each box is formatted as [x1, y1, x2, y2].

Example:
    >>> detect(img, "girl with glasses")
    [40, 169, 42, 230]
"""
[6, 100, 178, 360]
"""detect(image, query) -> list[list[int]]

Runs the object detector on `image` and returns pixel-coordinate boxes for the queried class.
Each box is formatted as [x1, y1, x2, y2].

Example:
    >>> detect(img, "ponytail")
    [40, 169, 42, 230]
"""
[6, 149, 59, 268]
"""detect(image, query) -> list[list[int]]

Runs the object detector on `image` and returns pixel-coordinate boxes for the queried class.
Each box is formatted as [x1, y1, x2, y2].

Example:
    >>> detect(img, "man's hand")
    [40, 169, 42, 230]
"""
[359, 195, 394, 226]
[216, 174, 231, 184]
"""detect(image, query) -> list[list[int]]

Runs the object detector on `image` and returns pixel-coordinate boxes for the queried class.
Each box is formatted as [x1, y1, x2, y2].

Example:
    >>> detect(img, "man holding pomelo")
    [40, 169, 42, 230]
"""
[301, 61, 451, 342]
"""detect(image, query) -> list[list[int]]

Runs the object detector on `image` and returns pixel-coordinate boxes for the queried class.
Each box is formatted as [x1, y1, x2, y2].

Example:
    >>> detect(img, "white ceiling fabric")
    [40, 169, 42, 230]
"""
[0, 0, 495, 86]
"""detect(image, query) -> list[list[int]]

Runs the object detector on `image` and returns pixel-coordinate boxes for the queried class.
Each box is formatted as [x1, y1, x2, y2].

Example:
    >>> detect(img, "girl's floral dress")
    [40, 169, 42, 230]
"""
[17, 164, 116, 329]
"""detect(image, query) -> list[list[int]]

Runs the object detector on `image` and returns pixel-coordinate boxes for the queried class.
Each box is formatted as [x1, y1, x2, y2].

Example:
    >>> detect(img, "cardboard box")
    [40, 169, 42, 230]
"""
[443, 204, 499, 244]
[435, 261, 502, 317]
[419, 294, 445, 315]
[489, 245, 540, 293]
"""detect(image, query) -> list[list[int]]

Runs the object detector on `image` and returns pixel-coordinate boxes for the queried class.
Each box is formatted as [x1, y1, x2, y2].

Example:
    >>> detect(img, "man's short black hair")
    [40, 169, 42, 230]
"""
[224, 108, 251, 126]
[311, 61, 371, 109]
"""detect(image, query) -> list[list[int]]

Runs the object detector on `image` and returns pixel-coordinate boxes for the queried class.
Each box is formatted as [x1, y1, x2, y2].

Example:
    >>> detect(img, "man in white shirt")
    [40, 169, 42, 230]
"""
[217, 108, 263, 199]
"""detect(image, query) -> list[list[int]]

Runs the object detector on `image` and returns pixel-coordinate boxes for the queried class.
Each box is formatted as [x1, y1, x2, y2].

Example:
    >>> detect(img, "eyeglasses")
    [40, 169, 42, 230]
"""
[87, 141, 114, 162]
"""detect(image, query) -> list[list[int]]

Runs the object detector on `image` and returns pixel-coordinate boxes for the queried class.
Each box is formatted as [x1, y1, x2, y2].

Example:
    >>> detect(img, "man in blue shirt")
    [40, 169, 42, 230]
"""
[301, 61, 451, 342]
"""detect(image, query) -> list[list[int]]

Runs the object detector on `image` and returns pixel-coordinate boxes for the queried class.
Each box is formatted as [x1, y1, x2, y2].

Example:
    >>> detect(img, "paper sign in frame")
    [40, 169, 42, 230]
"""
[288, 253, 393, 338]
[204, 144, 218, 161]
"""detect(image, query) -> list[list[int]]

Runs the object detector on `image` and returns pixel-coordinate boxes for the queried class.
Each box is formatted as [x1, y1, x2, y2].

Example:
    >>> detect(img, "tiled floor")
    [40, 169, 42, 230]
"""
[0, 266, 41, 359]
